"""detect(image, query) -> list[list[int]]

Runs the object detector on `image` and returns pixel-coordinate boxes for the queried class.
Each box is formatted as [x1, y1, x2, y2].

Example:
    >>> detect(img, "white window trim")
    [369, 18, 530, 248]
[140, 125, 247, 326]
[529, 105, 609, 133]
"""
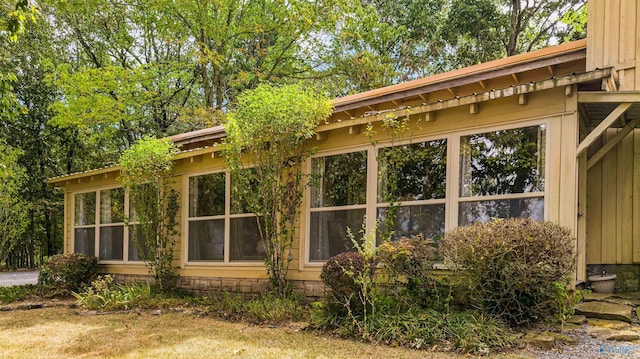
[304, 118, 551, 265]
[305, 145, 373, 266]
[452, 120, 549, 226]
[183, 169, 265, 267]
[71, 185, 144, 265]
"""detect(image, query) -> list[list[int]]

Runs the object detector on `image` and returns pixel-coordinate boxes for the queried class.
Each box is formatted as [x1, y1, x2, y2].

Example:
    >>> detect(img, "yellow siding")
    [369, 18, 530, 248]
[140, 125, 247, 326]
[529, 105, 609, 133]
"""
[587, 129, 640, 264]
[587, 0, 640, 90]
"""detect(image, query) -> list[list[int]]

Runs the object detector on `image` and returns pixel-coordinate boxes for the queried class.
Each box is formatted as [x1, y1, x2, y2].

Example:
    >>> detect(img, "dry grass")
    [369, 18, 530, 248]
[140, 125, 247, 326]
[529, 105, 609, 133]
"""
[0, 306, 533, 358]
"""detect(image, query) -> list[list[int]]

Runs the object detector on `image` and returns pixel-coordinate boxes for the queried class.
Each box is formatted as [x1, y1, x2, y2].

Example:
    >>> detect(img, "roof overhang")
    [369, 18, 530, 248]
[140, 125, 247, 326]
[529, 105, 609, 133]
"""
[332, 39, 587, 115]
[317, 67, 611, 134]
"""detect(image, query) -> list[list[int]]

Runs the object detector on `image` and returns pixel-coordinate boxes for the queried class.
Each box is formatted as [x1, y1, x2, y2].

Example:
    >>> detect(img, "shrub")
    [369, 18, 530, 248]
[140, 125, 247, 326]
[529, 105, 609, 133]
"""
[311, 301, 517, 354]
[243, 293, 307, 323]
[0, 284, 40, 304]
[320, 251, 376, 307]
[196, 292, 308, 323]
[73, 275, 152, 311]
[38, 253, 98, 291]
[377, 234, 439, 307]
[439, 218, 575, 327]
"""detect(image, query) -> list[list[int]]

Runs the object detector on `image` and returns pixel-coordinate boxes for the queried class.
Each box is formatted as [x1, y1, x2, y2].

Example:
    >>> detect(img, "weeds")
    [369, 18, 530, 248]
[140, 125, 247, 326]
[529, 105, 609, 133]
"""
[73, 275, 152, 310]
[0, 284, 40, 304]
[195, 292, 307, 324]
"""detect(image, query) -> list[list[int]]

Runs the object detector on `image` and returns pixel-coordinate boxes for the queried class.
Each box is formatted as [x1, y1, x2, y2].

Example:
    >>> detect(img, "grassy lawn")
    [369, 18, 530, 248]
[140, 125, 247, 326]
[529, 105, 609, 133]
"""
[0, 306, 533, 359]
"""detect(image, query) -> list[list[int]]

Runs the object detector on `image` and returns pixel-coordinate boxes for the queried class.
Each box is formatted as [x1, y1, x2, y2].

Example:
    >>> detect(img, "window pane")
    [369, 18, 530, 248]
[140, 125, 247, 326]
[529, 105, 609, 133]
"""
[458, 197, 544, 226]
[231, 169, 259, 214]
[311, 151, 367, 208]
[128, 224, 151, 261]
[377, 204, 445, 241]
[188, 220, 224, 261]
[230, 217, 265, 261]
[189, 173, 225, 217]
[309, 209, 366, 261]
[459, 125, 546, 197]
[74, 192, 96, 226]
[74, 228, 95, 256]
[99, 226, 124, 260]
[100, 188, 125, 224]
[378, 139, 447, 202]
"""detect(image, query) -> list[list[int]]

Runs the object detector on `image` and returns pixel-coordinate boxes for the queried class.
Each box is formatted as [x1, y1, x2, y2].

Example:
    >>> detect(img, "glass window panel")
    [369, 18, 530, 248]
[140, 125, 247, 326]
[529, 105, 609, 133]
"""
[231, 169, 259, 214]
[74, 192, 96, 226]
[378, 139, 447, 202]
[458, 197, 544, 226]
[459, 125, 546, 197]
[309, 209, 366, 262]
[128, 224, 151, 261]
[189, 173, 225, 217]
[311, 151, 367, 208]
[74, 228, 95, 256]
[99, 226, 124, 260]
[377, 204, 445, 241]
[188, 220, 224, 261]
[100, 188, 125, 224]
[230, 217, 265, 261]
[129, 200, 137, 222]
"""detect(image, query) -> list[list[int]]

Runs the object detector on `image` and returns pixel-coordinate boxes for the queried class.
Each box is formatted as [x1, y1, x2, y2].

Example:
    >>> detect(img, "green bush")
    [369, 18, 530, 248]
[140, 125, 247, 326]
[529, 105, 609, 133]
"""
[38, 253, 98, 291]
[73, 275, 152, 311]
[377, 234, 440, 307]
[320, 251, 375, 304]
[439, 218, 575, 327]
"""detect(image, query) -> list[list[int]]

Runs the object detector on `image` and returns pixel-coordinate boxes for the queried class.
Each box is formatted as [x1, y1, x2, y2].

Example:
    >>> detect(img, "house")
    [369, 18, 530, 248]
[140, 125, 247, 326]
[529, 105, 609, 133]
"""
[48, 0, 640, 297]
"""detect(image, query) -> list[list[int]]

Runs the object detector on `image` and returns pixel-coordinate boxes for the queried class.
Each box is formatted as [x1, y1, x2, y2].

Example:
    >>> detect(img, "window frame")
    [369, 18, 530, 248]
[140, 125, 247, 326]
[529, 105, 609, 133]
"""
[375, 136, 449, 242]
[71, 185, 139, 264]
[305, 145, 375, 265]
[449, 120, 549, 228]
[304, 119, 551, 265]
[183, 169, 264, 266]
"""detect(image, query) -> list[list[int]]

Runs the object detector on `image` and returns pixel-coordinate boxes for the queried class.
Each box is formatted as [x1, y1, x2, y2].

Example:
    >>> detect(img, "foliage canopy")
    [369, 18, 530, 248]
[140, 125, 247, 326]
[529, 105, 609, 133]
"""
[224, 83, 332, 296]
[119, 137, 180, 292]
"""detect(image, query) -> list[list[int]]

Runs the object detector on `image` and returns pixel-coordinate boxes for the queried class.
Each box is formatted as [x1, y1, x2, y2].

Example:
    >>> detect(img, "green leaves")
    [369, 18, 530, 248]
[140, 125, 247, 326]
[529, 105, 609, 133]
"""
[0, 140, 29, 263]
[226, 83, 332, 150]
[119, 136, 178, 186]
[118, 136, 180, 292]
[224, 83, 331, 296]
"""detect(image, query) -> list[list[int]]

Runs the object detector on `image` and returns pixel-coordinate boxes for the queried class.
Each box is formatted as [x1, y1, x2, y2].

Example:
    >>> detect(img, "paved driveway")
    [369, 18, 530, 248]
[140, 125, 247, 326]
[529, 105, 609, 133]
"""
[0, 271, 39, 287]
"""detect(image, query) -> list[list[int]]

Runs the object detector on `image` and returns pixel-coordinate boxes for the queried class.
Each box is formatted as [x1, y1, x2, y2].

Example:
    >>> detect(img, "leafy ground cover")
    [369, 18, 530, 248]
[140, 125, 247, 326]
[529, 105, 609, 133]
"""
[0, 305, 533, 359]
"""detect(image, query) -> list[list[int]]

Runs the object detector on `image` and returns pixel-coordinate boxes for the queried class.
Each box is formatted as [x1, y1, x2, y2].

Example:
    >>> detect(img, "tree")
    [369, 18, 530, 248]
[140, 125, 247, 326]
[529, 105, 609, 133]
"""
[0, 0, 36, 41]
[0, 140, 29, 266]
[224, 83, 332, 296]
[119, 136, 180, 291]
[441, 0, 586, 68]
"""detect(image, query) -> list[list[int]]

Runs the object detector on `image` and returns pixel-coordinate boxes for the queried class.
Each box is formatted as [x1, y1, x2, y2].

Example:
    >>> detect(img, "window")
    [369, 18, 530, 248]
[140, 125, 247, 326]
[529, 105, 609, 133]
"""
[186, 171, 264, 263]
[127, 201, 151, 262]
[188, 173, 225, 261]
[73, 187, 130, 262]
[309, 150, 367, 262]
[229, 171, 264, 261]
[377, 139, 447, 241]
[98, 188, 125, 260]
[458, 124, 546, 225]
[74, 191, 96, 256]
[306, 122, 549, 263]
